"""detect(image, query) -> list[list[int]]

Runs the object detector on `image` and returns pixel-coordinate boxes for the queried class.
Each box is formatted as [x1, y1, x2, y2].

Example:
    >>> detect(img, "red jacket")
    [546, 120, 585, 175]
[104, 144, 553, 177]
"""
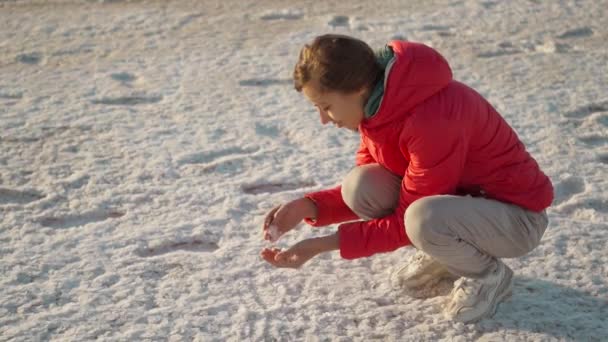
[304, 41, 554, 260]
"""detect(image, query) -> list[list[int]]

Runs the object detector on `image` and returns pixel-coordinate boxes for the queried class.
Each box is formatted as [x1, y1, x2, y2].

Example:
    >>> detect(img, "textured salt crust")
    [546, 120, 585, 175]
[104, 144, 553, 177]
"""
[1, 0, 607, 341]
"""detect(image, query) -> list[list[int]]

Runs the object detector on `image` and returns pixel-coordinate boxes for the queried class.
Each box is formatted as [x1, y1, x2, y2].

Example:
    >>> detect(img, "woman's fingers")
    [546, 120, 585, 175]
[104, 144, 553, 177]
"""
[275, 251, 288, 262]
[260, 248, 300, 268]
[260, 247, 280, 262]
[262, 206, 282, 241]
[263, 205, 281, 231]
[261, 247, 280, 254]
[267, 224, 282, 242]
[275, 250, 299, 263]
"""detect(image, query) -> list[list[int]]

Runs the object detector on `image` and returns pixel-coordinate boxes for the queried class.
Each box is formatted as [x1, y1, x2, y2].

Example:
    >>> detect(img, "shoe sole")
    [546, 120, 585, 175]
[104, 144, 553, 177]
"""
[392, 266, 458, 299]
[484, 268, 514, 322]
[391, 265, 458, 290]
[458, 265, 514, 324]
[398, 266, 456, 290]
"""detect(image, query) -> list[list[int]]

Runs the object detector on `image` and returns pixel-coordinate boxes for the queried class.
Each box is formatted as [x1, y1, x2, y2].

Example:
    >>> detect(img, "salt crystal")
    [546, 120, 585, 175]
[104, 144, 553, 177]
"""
[268, 224, 281, 242]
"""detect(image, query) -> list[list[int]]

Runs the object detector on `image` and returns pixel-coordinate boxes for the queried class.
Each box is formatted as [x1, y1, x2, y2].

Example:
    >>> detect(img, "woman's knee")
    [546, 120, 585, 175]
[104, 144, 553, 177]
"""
[341, 166, 367, 212]
[515, 210, 549, 256]
[341, 164, 400, 219]
[404, 196, 450, 248]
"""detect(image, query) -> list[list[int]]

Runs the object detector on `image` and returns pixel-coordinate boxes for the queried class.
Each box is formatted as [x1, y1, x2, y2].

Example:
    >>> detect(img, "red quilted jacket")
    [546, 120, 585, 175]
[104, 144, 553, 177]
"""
[303, 41, 554, 260]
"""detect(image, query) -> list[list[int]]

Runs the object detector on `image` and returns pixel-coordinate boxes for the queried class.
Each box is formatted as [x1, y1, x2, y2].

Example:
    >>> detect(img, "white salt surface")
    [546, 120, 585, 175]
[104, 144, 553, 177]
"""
[1, 0, 607, 340]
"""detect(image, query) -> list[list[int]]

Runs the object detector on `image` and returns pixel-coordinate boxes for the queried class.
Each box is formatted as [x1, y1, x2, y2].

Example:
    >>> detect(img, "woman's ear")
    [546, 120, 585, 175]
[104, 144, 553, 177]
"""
[357, 85, 372, 103]
[357, 86, 369, 96]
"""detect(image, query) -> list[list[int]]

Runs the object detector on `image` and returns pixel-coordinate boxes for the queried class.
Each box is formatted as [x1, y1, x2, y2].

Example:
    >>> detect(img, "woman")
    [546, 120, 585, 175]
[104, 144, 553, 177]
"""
[260, 34, 553, 323]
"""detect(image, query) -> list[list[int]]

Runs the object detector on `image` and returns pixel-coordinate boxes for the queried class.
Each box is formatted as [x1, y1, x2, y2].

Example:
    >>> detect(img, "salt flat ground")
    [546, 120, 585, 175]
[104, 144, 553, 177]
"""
[1, 0, 607, 341]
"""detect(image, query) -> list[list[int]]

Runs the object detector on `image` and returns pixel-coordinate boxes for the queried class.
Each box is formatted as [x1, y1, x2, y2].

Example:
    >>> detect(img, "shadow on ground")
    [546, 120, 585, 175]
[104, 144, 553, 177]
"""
[474, 276, 608, 341]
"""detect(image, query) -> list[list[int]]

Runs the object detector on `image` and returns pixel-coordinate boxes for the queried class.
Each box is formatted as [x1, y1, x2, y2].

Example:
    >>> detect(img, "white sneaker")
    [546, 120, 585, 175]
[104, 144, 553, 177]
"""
[444, 260, 513, 323]
[390, 250, 455, 291]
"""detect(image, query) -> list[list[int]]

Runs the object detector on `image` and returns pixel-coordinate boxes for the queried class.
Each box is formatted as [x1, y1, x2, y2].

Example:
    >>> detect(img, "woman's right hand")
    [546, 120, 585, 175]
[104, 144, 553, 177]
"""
[262, 198, 318, 242]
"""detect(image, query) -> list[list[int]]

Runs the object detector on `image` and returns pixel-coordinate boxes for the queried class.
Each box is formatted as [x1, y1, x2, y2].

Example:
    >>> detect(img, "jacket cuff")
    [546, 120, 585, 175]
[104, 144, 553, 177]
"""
[302, 187, 359, 227]
[303, 194, 334, 227]
[337, 221, 369, 260]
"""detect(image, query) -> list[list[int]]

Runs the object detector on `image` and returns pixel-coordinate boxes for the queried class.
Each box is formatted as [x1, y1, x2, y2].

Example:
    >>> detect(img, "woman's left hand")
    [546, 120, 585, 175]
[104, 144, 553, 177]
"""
[260, 238, 321, 269]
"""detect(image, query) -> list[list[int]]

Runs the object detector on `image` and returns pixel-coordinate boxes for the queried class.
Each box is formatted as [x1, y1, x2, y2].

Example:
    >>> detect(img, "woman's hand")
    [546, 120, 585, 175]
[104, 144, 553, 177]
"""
[262, 198, 317, 242]
[260, 234, 339, 269]
[260, 243, 318, 269]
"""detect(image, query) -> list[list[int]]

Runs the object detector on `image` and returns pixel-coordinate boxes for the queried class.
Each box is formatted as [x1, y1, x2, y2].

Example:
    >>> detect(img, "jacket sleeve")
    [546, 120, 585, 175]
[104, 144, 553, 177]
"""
[303, 185, 359, 227]
[355, 138, 375, 166]
[303, 137, 376, 227]
[337, 114, 467, 259]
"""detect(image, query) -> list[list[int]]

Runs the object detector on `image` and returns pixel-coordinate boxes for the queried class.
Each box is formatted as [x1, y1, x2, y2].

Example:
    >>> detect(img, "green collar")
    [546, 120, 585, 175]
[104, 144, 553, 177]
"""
[364, 45, 395, 118]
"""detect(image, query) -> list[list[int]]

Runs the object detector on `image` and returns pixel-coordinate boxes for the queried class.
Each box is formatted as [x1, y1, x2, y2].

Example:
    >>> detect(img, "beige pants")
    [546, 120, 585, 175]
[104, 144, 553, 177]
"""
[341, 164, 549, 278]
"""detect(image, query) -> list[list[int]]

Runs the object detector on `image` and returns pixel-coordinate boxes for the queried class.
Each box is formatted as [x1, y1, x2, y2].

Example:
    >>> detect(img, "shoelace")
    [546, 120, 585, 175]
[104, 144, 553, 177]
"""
[453, 277, 482, 298]
[412, 251, 430, 265]
[395, 252, 425, 275]
[394, 252, 429, 278]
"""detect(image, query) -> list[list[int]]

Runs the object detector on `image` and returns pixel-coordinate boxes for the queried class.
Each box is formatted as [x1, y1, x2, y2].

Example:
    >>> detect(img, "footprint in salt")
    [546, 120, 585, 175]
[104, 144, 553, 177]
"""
[39, 210, 125, 229]
[110, 72, 136, 83]
[259, 9, 303, 21]
[0, 188, 45, 205]
[239, 79, 292, 87]
[177, 147, 259, 166]
[242, 181, 316, 195]
[558, 198, 608, 216]
[328, 15, 350, 28]
[561, 102, 608, 148]
[533, 40, 573, 54]
[136, 239, 220, 257]
[0, 91, 23, 100]
[578, 135, 608, 147]
[16, 52, 44, 65]
[477, 44, 522, 58]
[552, 176, 586, 206]
[326, 15, 367, 31]
[172, 13, 204, 30]
[91, 94, 163, 106]
[177, 146, 259, 177]
[563, 102, 608, 119]
[480, 1, 499, 9]
[254, 123, 280, 137]
[419, 24, 454, 37]
[557, 27, 594, 39]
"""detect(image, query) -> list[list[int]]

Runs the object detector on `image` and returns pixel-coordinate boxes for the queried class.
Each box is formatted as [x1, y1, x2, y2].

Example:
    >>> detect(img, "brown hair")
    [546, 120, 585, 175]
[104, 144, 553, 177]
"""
[293, 34, 381, 94]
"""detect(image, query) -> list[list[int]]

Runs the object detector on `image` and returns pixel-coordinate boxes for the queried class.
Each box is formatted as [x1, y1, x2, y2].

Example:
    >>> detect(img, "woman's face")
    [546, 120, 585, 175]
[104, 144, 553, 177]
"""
[302, 83, 366, 132]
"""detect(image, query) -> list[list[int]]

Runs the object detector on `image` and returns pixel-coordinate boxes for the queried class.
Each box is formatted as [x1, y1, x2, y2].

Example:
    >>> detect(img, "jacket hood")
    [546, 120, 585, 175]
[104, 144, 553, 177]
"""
[361, 41, 453, 129]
